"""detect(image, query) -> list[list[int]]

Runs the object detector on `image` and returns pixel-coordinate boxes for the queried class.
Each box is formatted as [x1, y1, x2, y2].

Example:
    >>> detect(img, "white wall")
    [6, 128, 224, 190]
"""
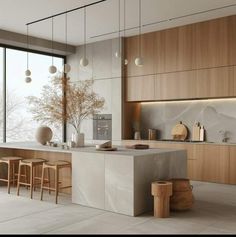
[67, 38, 122, 142]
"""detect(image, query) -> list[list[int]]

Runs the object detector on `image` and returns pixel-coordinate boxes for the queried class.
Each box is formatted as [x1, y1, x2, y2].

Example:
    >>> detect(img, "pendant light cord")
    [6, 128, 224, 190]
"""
[138, 0, 142, 58]
[26, 25, 29, 70]
[84, 7, 87, 59]
[124, 0, 126, 38]
[118, 0, 121, 55]
[65, 13, 68, 56]
[51, 17, 54, 65]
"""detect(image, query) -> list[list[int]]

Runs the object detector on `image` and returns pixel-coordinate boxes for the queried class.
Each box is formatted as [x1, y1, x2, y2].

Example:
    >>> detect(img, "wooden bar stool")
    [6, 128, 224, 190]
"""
[0, 157, 23, 194]
[40, 160, 72, 204]
[17, 158, 47, 199]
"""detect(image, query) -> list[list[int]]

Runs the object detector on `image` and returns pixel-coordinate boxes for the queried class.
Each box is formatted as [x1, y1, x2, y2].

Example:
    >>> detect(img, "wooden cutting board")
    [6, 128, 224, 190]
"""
[171, 121, 188, 141]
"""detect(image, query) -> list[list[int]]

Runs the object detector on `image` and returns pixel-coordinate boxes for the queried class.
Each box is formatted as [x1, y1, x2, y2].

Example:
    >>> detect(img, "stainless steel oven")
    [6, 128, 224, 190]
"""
[93, 114, 112, 140]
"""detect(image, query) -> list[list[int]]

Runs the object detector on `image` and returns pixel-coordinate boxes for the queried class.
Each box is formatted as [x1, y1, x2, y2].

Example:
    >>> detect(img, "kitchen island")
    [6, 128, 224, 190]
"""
[0, 142, 187, 216]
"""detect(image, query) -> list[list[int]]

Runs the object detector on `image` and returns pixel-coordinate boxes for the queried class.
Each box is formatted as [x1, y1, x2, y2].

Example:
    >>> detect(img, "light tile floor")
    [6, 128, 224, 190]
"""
[0, 181, 235, 234]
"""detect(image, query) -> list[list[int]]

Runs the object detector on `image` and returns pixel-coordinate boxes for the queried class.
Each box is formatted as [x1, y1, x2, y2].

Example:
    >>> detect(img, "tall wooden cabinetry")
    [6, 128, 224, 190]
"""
[125, 15, 236, 102]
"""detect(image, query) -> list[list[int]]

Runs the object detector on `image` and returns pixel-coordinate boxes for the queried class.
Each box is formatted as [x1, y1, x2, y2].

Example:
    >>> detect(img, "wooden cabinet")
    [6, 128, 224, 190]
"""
[196, 67, 235, 98]
[158, 71, 196, 100]
[126, 75, 155, 101]
[195, 145, 230, 184]
[125, 32, 155, 77]
[119, 140, 234, 184]
[229, 147, 236, 185]
[125, 15, 236, 102]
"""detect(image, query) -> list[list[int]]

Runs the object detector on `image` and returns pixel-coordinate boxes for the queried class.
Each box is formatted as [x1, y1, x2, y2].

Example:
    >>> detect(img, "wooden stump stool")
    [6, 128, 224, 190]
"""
[151, 181, 173, 218]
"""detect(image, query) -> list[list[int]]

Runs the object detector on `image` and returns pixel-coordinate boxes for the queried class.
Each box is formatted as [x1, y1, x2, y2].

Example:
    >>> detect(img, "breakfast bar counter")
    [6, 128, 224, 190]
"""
[0, 142, 187, 216]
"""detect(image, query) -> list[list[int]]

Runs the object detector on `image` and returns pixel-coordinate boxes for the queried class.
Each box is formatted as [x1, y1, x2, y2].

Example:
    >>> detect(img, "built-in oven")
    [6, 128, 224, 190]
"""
[93, 114, 112, 140]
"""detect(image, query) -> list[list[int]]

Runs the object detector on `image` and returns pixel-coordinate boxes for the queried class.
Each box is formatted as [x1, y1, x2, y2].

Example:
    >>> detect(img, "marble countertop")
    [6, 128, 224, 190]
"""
[122, 140, 236, 146]
[0, 142, 184, 157]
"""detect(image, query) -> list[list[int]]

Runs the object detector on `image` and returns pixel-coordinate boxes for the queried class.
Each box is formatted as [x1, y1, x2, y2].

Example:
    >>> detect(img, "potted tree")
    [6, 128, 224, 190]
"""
[27, 75, 105, 147]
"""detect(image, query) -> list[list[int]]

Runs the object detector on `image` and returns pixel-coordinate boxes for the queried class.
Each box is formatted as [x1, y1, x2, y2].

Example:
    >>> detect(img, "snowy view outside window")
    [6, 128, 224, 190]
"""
[0, 48, 64, 143]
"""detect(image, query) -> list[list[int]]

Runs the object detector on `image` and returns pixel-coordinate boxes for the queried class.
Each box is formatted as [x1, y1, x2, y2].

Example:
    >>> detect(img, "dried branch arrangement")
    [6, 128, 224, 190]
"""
[27, 76, 105, 134]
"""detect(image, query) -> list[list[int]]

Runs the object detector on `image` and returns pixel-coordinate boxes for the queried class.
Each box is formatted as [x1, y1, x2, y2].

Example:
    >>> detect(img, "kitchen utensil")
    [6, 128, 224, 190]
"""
[171, 121, 188, 141]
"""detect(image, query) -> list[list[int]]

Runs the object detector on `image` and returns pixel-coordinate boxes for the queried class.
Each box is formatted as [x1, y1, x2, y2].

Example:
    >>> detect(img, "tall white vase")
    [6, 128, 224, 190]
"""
[75, 132, 85, 147]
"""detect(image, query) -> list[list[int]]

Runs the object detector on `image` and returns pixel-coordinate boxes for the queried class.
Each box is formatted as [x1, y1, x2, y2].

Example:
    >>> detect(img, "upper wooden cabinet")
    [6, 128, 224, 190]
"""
[125, 15, 236, 77]
[125, 32, 155, 77]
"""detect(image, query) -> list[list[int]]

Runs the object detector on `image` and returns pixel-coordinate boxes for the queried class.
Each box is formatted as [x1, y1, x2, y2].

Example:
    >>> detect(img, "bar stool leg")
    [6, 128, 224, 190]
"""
[55, 168, 59, 204]
[30, 165, 33, 199]
[47, 168, 51, 195]
[7, 162, 11, 194]
[40, 166, 45, 201]
[17, 163, 22, 196]
[12, 163, 15, 187]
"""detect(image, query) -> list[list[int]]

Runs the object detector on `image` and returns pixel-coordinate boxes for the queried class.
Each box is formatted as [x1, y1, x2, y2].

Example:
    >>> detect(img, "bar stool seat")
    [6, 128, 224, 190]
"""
[41, 160, 72, 204]
[17, 158, 47, 199]
[0, 157, 23, 194]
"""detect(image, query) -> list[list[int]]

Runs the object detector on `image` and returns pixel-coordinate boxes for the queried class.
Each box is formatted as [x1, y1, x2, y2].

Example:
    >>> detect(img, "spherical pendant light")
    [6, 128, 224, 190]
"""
[49, 65, 57, 74]
[62, 63, 71, 73]
[25, 77, 32, 83]
[80, 58, 89, 67]
[124, 59, 129, 65]
[115, 51, 121, 58]
[25, 69, 31, 77]
[135, 57, 143, 67]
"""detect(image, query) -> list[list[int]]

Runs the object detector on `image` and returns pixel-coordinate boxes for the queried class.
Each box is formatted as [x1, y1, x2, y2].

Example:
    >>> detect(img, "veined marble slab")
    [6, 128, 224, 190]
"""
[72, 149, 187, 216]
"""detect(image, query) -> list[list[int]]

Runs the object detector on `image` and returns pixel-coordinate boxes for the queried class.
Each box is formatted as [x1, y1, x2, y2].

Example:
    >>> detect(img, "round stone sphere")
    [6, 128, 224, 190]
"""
[35, 126, 53, 145]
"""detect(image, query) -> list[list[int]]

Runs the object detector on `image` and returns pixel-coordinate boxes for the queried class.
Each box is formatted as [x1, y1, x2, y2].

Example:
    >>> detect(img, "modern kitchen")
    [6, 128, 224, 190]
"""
[0, 0, 236, 235]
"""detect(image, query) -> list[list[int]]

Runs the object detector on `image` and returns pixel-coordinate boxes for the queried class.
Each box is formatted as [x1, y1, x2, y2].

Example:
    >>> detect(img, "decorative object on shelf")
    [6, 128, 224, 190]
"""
[148, 129, 157, 140]
[171, 121, 188, 141]
[25, 25, 32, 83]
[80, 7, 89, 67]
[169, 178, 194, 211]
[135, 0, 143, 67]
[49, 17, 57, 74]
[199, 125, 205, 142]
[134, 131, 141, 140]
[62, 13, 71, 74]
[192, 122, 200, 141]
[151, 181, 173, 218]
[27, 76, 105, 147]
[114, 0, 121, 58]
[73, 132, 85, 147]
[35, 126, 53, 145]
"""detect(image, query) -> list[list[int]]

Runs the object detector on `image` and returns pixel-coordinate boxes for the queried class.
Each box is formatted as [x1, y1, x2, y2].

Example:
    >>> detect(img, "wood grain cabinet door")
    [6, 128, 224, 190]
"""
[126, 75, 155, 102]
[229, 147, 236, 185]
[196, 145, 230, 184]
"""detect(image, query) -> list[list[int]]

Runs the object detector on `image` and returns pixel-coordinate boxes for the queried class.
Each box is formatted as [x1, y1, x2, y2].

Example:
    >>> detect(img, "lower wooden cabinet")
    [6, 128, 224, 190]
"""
[120, 140, 236, 184]
[229, 147, 236, 184]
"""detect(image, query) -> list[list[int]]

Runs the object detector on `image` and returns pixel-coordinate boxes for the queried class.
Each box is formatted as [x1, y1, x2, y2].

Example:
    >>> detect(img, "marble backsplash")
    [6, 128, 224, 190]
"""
[140, 99, 236, 143]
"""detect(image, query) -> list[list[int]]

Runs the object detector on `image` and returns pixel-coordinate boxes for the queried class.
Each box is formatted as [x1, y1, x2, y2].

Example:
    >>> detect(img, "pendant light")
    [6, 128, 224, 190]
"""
[135, 0, 143, 67]
[124, 0, 128, 65]
[115, 0, 121, 58]
[49, 17, 57, 74]
[80, 7, 89, 67]
[62, 13, 71, 73]
[25, 25, 32, 83]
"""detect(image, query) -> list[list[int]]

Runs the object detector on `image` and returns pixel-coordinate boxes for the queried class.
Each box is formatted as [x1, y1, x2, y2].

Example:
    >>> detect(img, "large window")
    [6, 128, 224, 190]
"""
[0, 46, 64, 143]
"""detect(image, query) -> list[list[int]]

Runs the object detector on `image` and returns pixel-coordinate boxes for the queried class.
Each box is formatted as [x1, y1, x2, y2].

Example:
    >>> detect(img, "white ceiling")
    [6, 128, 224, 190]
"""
[0, 0, 236, 46]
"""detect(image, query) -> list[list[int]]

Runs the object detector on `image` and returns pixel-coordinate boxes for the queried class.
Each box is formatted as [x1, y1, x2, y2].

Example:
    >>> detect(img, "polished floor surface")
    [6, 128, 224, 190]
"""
[0, 181, 236, 234]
